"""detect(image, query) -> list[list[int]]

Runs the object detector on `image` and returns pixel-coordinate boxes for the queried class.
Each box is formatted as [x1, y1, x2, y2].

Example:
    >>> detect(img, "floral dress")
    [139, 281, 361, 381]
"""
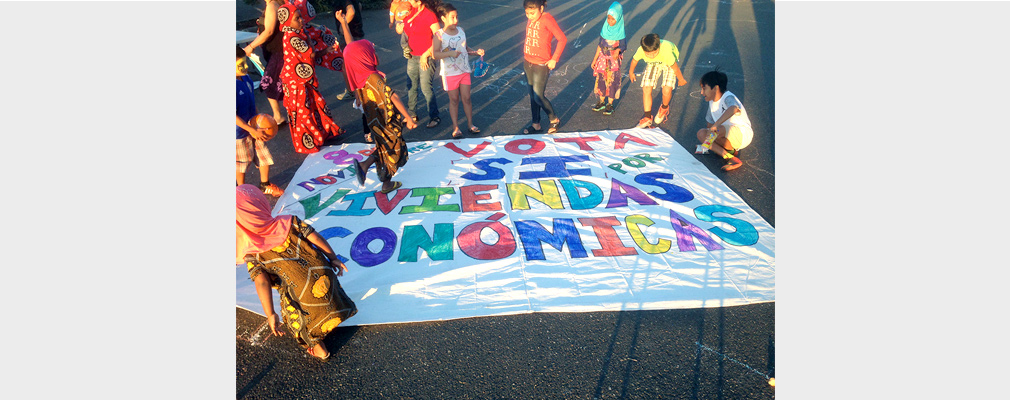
[279, 19, 346, 153]
[593, 37, 626, 99]
[357, 73, 408, 182]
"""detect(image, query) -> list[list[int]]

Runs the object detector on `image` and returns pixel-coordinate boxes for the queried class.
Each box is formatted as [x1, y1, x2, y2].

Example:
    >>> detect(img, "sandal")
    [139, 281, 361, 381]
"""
[379, 181, 403, 194]
[547, 119, 561, 134]
[354, 161, 367, 186]
[452, 129, 463, 139]
[261, 182, 284, 197]
[522, 124, 542, 135]
[426, 117, 441, 129]
[468, 125, 480, 134]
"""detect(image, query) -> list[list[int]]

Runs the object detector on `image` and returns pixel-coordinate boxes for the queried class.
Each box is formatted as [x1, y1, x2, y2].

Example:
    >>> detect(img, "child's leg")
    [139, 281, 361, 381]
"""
[641, 86, 654, 115]
[447, 86, 461, 132]
[254, 139, 282, 196]
[460, 84, 475, 128]
[268, 98, 286, 124]
[523, 62, 542, 129]
[237, 163, 249, 185]
[237, 137, 254, 185]
[660, 85, 673, 108]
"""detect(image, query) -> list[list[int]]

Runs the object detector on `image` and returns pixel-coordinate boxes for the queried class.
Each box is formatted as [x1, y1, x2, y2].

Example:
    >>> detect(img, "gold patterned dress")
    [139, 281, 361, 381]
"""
[244, 216, 357, 349]
[357, 73, 408, 183]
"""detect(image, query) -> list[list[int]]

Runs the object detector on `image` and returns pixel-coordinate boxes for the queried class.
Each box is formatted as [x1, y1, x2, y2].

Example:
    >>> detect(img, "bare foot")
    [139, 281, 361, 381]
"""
[307, 343, 330, 359]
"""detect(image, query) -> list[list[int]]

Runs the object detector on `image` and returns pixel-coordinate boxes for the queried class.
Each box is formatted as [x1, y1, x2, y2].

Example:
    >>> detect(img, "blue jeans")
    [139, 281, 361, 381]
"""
[406, 57, 439, 121]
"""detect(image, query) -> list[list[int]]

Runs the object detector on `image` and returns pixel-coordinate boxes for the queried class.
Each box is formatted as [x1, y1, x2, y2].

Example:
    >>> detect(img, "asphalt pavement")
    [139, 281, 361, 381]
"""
[236, 0, 775, 398]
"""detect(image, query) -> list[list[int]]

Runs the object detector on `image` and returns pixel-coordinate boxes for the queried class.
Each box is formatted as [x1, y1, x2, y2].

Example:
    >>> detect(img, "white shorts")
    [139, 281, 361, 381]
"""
[723, 123, 753, 150]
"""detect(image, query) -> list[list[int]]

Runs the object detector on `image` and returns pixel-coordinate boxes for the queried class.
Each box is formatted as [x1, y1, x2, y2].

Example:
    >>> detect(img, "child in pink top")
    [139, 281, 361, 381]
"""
[521, 0, 566, 134]
[433, 3, 485, 139]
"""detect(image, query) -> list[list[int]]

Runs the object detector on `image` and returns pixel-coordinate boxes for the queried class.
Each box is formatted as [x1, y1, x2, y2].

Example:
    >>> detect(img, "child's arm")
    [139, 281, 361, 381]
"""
[431, 34, 459, 60]
[672, 62, 687, 87]
[236, 115, 268, 141]
[628, 58, 639, 82]
[253, 272, 284, 336]
[390, 92, 418, 130]
[334, 10, 353, 48]
[305, 229, 348, 276]
[591, 45, 602, 69]
[709, 106, 741, 132]
[545, 16, 567, 70]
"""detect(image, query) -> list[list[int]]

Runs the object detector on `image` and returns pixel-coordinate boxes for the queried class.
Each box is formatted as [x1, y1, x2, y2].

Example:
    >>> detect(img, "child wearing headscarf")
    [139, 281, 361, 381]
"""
[343, 40, 418, 194]
[237, 184, 357, 360]
[591, 1, 626, 115]
[277, 0, 348, 154]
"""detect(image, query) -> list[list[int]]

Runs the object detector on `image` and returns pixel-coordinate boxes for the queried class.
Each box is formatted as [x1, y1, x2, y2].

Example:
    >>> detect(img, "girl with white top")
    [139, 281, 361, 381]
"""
[432, 3, 485, 139]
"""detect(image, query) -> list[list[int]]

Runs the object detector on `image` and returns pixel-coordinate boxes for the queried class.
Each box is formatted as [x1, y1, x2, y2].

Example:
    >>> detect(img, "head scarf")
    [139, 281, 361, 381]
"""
[277, 4, 301, 33]
[236, 184, 292, 263]
[600, 2, 625, 41]
[290, 0, 316, 22]
[343, 40, 384, 91]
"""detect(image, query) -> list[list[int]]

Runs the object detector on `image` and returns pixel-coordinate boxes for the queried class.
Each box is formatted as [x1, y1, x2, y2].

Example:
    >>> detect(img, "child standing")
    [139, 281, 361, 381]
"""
[433, 3, 485, 139]
[591, 1, 626, 116]
[521, 0, 566, 134]
[236, 46, 283, 197]
[628, 33, 687, 128]
[695, 70, 752, 171]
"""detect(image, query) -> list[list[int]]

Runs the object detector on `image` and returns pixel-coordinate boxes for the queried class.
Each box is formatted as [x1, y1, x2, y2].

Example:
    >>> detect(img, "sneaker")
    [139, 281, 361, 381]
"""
[592, 101, 606, 112]
[602, 104, 614, 115]
[654, 105, 670, 124]
[636, 116, 654, 128]
[261, 182, 284, 197]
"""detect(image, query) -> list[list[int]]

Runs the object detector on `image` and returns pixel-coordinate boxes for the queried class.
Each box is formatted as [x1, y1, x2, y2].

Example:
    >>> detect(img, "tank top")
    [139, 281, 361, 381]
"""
[437, 27, 470, 77]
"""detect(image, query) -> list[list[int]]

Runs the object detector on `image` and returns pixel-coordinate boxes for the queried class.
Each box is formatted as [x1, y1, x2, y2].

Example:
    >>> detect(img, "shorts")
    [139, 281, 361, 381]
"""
[722, 123, 754, 150]
[236, 136, 275, 166]
[640, 62, 677, 88]
[442, 73, 471, 92]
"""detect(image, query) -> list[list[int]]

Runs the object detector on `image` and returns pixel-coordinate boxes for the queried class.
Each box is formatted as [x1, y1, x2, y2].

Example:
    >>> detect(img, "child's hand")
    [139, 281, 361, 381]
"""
[334, 10, 345, 23]
[629, 72, 637, 83]
[678, 77, 687, 87]
[404, 118, 418, 130]
[547, 60, 557, 70]
[250, 128, 270, 141]
[476, 48, 485, 56]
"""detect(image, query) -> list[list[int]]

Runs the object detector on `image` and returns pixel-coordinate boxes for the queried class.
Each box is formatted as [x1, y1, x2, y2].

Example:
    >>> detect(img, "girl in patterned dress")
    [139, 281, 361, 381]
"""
[237, 184, 357, 360]
[591, 1, 626, 115]
[276, 1, 348, 154]
[343, 40, 418, 194]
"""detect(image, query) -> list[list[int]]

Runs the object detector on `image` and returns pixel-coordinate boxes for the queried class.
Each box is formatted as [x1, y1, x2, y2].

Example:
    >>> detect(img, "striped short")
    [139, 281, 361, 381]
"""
[640, 62, 677, 88]
[236, 136, 274, 166]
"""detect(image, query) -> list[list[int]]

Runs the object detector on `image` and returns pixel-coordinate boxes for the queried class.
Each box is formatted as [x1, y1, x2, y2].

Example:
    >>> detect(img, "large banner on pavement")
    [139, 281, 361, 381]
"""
[236, 128, 775, 326]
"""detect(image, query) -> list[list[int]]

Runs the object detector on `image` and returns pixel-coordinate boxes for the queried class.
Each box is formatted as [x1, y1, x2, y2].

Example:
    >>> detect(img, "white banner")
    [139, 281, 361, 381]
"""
[236, 128, 775, 325]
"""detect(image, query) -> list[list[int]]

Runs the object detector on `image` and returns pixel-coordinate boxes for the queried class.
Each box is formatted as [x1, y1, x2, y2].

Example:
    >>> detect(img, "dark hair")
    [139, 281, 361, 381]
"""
[419, 0, 442, 11]
[641, 33, 661, 52]
[237, 44, 245, 59]
[523, 0, 545, 9]
[700, 69, 728, 93]
[436, 2, 456, 17]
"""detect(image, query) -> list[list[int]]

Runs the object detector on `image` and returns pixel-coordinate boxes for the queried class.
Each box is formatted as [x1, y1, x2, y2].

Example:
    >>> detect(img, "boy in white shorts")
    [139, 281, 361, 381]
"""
[628, 33, 687, 128]
[695, 69, 753, 171]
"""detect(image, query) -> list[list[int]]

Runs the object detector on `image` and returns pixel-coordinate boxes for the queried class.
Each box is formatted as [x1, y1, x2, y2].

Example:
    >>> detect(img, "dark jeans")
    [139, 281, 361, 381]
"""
[524, 61, 557, 124]
[406, 56, 439, 121]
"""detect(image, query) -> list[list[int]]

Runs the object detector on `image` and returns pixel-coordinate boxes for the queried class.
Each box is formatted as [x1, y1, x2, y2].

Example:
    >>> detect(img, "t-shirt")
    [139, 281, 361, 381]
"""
[404, 7, 438, 56]
[523, 12, 567, 65]
[632, 39, 680, 67]
[438, 27, 471, 77]
[334, 0, 364, 39]
[236, 75, 256, 140]
[705, 91, 751, 129]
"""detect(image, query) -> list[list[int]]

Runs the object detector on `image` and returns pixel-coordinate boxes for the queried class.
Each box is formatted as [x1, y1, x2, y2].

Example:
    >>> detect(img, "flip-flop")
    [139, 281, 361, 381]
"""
[379, 181, 403, 194]
[468, 125, 480, 134]
[452, 129, 463, 139]
[522, 124, 542, 135]
[354, 161, 366, 186]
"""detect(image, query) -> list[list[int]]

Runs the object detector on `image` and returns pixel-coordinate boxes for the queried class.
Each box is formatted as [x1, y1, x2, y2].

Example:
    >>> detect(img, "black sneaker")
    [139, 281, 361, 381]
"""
[602, 104, 614, 115]
[592, 101, 606, 112]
